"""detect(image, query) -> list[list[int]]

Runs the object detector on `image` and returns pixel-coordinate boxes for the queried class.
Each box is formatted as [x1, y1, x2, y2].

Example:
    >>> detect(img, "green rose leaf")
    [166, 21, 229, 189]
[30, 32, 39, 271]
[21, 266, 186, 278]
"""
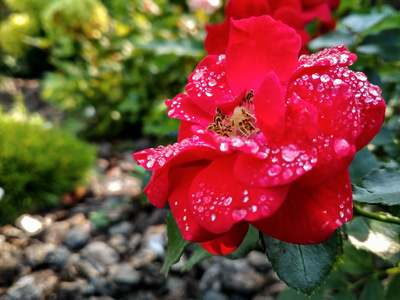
[330, 290, 357, 300]
[183, 225, 260, 271]
[349, 148, 379, 185]
[359, 169, 400, 206]
[342, 13, 388, 33]
[385, 273, 400, 300]
[359, 277, 384, 300]
[346, 217, 400, 264]
[261, 229, 342, 295]
[161, 211, 190, 276]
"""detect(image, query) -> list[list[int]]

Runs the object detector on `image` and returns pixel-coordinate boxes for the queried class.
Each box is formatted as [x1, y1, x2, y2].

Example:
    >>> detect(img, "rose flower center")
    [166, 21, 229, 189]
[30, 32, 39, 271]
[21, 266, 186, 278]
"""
[206, 89, 260, 138]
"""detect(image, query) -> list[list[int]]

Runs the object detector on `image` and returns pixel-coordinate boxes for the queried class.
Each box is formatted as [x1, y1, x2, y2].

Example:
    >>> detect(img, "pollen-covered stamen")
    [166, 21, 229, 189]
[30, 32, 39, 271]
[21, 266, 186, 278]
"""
[207, 90, 260, 138]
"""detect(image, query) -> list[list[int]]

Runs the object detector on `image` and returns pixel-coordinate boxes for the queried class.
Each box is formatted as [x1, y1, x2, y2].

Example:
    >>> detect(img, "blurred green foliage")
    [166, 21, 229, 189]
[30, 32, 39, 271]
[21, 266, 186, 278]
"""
[0, 0, 209, 139]
[0, 102, 96, 224]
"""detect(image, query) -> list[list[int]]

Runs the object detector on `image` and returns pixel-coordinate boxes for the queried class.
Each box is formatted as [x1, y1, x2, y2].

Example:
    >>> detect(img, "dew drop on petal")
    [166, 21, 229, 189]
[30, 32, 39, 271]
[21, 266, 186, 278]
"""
[334, 138, 351, 157]
[268, 165, 282, 176]
[198, 206, 204, 212]
[208, 78, 217, 87]
[231, 209, 247, 221]
[261, 206, 270, 216]
[282, 169, 293, 180]
[210, 214, 216, 221]
[281, 144, 300, 162]
[203, 195, 211, 204]
[224, 197, 233, 206]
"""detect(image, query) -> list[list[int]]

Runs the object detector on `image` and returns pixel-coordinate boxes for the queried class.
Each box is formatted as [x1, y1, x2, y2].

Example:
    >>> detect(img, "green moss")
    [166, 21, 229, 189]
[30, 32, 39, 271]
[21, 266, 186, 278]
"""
[0, 105, 96, 224]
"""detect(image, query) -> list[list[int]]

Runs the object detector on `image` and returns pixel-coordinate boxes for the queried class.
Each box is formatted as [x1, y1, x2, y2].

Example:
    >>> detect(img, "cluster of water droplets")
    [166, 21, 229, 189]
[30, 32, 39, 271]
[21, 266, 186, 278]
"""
[189, 182, 280, 226]
[166, 95, 205, 123]
[326, 67, 383, 134]
[322, 185, 353, 230]
[142, 135, 206, 170]
[187, 54, 232, 101]
[253, 144, 318, 186]
[290, 70, 360, 163]
[298, 45, 355, 68]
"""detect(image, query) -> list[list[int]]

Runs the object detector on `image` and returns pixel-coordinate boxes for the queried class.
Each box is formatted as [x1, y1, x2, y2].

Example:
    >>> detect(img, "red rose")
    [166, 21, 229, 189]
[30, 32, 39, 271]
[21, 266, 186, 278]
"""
[205, 0, 340, 55]
[134, 16, 385, 255]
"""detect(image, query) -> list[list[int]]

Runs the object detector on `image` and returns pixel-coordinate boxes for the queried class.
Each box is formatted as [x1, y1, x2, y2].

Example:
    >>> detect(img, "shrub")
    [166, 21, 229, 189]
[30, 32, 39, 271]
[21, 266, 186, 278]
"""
[0, 104, 96, 224]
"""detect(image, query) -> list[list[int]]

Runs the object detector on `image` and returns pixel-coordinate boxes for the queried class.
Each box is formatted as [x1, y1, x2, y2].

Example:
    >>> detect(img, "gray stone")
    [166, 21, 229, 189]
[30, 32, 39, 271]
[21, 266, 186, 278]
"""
[55, 279, 88, 300]
[108, 234, 128, 254]
[25, 243, 56, 268]
[108, 221, 134, 237]
[81, 241, 120, 274]
[199, 263, 223, 293]
[247, 251, 271, 273]
[4, 269, 58, 300]
[45, 245, 71, 271]
[0, 251, 22, 286]
[221, 259, 267, 295]
[43, 221, 70, 245]
[108, 263, 142, 286]
[202, 290, 229, 300]
[64, 223, 91, 250]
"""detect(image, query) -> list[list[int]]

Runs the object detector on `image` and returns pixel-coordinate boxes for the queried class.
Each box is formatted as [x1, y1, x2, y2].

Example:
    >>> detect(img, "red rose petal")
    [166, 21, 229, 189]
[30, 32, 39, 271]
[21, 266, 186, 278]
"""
[225, 0, 270, 20]
[166, 93, 212, 128]
[200, 222, 249, 255]
[205, 21, 231, 55]
[325, 68, 386, 150]
[233, 143, 318, 187]
[289, 71, 359, 184]
[144, 169, 169, 208]
[188, 156, 289, 235]
[252, 170, 353, 244]
[185, 55, 236, 116]
[226, 16, 301, 95]
[298, 44, 357, 69]
[169, 166, 219, 242]
[254, 72, 286, 141]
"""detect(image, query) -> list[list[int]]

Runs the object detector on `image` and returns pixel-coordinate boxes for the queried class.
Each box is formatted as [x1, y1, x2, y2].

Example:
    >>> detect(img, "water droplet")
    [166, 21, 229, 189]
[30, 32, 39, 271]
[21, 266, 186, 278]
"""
[339, 211, 344, 218]
[192, 71, 203, 80]
[303, 162, 312, 171]
[205, 89, 213, 97]
[146, 159, 155, 168]
[220, 143, 229, 151]
[243, 190, 249, 195]
[208, 78, 217, 87]
[259, 195, 267, 202]
[243, 196, 249, 203]
[251, 205, 257, 212]
[174, 201, 178, 206]
[317, 84, 325, 92]
[210, 214, 216, 221]
[195, 191, 203, 198]
[320, 74, 330, 82]
[282, 169, 293, 180]
[281, 144, 300, 162]
[334, 138, 350, 157]
[261, 206, 270, 216]
[232, 209, 247, 221]
[268, 165, 282, 176]
[203, 195, 211, 204]
[224, 197, 233, 206]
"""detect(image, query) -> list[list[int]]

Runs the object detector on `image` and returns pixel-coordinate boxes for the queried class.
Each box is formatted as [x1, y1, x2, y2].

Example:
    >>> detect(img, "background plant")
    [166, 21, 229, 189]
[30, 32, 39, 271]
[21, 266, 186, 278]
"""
[0, 101, 96, 224]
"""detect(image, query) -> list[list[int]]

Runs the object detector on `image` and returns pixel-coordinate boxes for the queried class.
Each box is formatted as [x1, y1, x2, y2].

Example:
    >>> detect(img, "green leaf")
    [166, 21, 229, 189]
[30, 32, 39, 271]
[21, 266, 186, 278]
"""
[359, 277, 385, 300]
[352, 186, 381, 204]
[343, 13, 388, 33]
[346, 217, 400, 264]
[385, 273, 400, 300]
[308, 30, 356, 50]
[349, 148, 379, 185]
[182, 225, 260, 272]
[225, 225, 259, 259]
[339, 241, 375, 276]
[260, 230, 342, 295]
[182, 243, 213, 272]
[370, 126, 395, 146]
[278, 287, 324, 300]
[161, 212, 190, 276]
[361, 169, 400, 206]
[330, 290, 357, 300]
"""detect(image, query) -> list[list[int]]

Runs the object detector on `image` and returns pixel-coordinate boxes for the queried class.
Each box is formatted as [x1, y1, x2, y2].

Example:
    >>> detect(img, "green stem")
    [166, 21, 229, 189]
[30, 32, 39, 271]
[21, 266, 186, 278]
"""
[353, 205, 400, 225]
